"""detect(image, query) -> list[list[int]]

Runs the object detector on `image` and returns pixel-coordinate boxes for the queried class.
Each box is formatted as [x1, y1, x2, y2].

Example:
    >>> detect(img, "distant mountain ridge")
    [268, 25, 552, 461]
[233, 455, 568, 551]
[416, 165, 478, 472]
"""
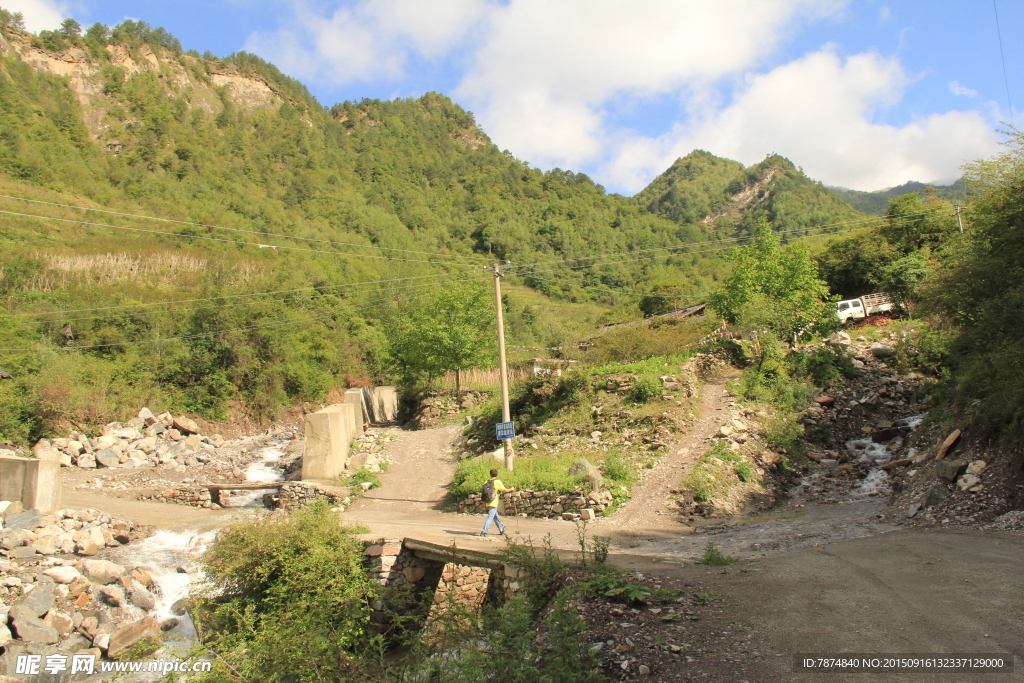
[828, 179, 971, 215]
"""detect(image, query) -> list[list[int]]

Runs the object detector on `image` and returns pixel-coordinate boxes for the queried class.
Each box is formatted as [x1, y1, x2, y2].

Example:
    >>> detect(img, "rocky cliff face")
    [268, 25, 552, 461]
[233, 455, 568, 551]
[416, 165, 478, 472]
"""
[0, 28, 286, 143]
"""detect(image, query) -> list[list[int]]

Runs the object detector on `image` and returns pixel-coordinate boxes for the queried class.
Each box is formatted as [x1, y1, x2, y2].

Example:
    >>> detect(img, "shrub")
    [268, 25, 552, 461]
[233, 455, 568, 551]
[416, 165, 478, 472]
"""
[700, 542, 739, 566]
[601, 451, 631, 483]
[448, 454, 581, 503]
[734, 460, 755, 482]
[629, 376, 662, 403]
[194, 501, 380, 682]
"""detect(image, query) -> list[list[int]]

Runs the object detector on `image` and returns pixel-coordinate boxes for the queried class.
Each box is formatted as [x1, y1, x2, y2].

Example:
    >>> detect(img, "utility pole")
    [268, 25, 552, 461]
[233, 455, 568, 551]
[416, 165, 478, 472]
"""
[492, 263, 514, 471]
[952, 204, 964, 234]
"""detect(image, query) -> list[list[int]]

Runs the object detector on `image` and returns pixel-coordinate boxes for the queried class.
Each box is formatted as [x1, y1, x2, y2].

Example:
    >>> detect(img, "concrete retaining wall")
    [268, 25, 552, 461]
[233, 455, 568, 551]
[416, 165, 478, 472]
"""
[302, 404, 350, 482]
[303, 386, 396, 482]
[0, 456, 62, 513]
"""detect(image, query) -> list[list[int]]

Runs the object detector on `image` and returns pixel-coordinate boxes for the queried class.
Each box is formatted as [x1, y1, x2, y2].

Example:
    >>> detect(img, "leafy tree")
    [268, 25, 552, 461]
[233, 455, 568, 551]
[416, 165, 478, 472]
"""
[709, 219, 834, 338]
[815, 232, 897, 298]
[390, 284, 496, 386]
[880, 192, 958, 253]
[921, 129, 1024, 443]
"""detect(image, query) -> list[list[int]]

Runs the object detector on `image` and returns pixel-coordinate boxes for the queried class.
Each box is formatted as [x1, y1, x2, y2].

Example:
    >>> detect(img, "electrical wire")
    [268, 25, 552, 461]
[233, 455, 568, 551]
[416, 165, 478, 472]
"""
[0, 193, 492, 263]
[0, 287, 455, 353]
[0, 207, 478, 265]
[11, 274, 484, 325]
[504, 206, 949, 273]
[3, 269, 485, 318]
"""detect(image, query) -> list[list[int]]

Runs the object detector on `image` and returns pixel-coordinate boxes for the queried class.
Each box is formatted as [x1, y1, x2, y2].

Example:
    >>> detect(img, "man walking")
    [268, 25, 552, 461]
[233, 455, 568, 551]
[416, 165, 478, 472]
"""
[480, 468, 515, 536]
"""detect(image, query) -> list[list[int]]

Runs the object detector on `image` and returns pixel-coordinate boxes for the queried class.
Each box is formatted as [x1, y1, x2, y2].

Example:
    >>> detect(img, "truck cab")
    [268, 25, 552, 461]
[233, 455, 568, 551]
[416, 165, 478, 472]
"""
[837, 298, 866, 324]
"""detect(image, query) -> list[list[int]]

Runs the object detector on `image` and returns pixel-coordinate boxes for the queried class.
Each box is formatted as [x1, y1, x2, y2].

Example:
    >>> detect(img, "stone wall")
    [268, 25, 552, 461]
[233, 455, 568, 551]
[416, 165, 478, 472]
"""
[275, 482, 349, 511]
[456, 488, 613, 520]
[145, 485, 215, 508]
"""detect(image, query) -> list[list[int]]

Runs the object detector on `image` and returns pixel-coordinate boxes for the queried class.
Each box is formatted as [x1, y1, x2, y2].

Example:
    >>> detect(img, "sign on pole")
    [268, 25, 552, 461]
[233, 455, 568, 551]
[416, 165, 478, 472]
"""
[495, 421, 515, 440]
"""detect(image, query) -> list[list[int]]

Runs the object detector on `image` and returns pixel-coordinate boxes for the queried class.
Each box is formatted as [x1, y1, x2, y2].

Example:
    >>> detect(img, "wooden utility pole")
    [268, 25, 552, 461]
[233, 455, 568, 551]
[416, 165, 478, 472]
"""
[492, 263, 514, 471]
[952, 204, 965, 234]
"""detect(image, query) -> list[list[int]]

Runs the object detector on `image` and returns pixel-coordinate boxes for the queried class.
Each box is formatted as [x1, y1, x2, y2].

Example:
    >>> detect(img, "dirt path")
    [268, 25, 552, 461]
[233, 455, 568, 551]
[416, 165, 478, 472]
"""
[341, 371, 742, 552]
[347, 424, 462, 514]
[608, 370, 738, 533]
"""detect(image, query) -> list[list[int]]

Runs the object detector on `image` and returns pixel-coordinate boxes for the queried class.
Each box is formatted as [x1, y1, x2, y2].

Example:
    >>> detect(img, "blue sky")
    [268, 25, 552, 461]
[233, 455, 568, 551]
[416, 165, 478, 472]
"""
[7, 0, 1022, 194]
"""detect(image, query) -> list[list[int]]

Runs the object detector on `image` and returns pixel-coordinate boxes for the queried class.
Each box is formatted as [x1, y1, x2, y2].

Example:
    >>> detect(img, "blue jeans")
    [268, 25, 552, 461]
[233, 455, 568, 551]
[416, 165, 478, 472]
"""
[482, 506, 505, 534]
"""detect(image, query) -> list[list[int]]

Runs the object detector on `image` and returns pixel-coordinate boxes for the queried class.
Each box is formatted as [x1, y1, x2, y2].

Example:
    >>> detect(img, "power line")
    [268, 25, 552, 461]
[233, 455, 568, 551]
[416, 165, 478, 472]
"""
[0, 287, 455, 353]
[3, 269, 484, 319]
[9, 275, 482, 325]
[0, 193, 491, 263]
[505, 207, 946, 277]
[504, 206, 949, 272]
[0, 207, 477, 265]
[993, 0, 1015, 127]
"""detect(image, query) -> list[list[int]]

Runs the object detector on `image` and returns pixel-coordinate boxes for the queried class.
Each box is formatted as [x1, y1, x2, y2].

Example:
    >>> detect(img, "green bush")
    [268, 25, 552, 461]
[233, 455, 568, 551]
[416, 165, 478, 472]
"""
[734, 460, 755, 482]
[194, 501, 380, 682]
[448, 454, 582, 503]
[601, 451, 631, 483]
[629, 376, 662, 403]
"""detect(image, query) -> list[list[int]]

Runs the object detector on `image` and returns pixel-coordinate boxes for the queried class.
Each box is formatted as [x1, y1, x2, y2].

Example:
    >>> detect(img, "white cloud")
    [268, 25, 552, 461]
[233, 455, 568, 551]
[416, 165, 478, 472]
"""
[457, 0, 848, 168]
[2, 0, 69, 32]
[243, 0, 489, 85]
[245, 0, 1001, 193]
[949, 80, 978, 98]
[601, 50, 1001, 192]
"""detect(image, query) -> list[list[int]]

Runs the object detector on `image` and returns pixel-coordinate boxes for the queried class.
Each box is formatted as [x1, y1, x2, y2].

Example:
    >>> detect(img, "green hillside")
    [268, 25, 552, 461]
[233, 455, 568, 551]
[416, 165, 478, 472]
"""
[635, 150, 865, 241]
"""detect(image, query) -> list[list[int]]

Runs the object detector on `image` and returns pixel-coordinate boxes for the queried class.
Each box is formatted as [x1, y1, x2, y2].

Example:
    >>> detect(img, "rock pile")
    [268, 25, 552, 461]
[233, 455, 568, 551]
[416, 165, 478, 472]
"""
[37, 407, 227, 472]
[0, 506, 174, 674]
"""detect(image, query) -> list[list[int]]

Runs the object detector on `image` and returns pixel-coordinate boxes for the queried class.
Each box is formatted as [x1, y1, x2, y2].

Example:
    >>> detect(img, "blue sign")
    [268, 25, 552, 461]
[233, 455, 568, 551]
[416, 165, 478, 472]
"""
[495, 421, 516, 440]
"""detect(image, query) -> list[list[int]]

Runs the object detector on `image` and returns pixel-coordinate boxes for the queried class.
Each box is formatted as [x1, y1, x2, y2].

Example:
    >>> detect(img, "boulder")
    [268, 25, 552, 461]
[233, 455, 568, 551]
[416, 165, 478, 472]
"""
[106, 617, 162, 659]
[172, 416, 200, 435]
[922, 484, 948, 508]
[8, 607, 60, 644]
[957, 474, 982, 491]
[580, 508, 597, 521]
[76, 453, 97, 468]
[138, 407, 158, 425]
[18, 583, 55, 616]
[966, 460, 987, 476]
[42, 610, 74, 637]
[82, 559, 127, 584]
[869, 342, 894, 358]
[129, 586, 156, 611]
[0, 528, 33, 549]
[568, 458, 604, 491]
[94, 448, 120, 468]
[42, 566, 81, 584]
[99, 585, 126, 607]
[934, 459, 967, 483]
[935, 429, 962, 461]
[5, 509, 40, 530]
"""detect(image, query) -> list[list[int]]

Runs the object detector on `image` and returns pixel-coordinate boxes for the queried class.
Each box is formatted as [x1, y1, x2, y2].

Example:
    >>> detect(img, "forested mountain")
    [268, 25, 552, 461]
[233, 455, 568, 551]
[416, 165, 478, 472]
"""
[635, 150, 863, 240]
[830, 179, 972, 215]
[0, 12, 869, 438]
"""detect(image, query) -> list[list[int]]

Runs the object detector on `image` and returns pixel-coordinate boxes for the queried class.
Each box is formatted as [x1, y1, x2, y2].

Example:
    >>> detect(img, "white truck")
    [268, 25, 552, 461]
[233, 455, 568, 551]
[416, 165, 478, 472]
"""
[836, 293, 895, 324]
